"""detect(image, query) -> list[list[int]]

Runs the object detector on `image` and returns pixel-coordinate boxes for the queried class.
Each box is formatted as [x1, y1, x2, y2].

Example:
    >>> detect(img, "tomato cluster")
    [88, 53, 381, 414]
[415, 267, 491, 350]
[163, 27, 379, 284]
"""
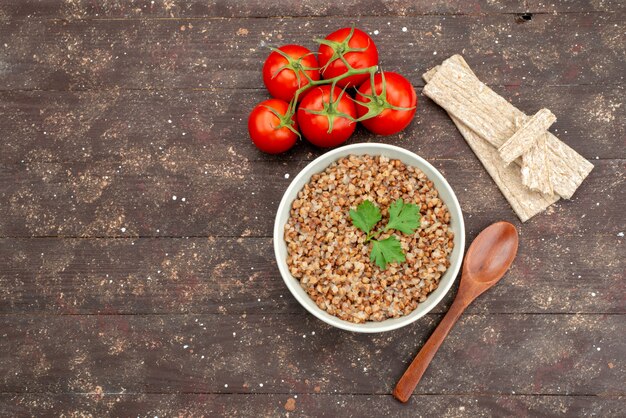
[248, 27, 418, 154]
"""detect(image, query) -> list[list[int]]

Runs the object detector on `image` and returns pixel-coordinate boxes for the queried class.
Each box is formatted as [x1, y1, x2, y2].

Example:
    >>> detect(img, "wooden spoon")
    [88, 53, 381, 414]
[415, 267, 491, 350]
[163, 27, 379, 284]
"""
[393, 221, 519, 403]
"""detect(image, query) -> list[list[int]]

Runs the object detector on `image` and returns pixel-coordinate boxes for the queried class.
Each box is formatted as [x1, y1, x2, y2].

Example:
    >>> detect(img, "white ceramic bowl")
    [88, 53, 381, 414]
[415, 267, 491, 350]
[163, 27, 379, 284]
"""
[274, 143, 465, 333]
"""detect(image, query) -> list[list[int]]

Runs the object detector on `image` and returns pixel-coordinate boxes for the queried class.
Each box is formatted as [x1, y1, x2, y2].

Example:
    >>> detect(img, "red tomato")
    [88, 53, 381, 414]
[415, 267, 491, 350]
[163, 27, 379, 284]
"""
[248, 99, 298, 154]
[317, 28, 378, 87]
[262, 45, 320, 102]
[355, 72, 417, 136]
[297, 85, 357, 147]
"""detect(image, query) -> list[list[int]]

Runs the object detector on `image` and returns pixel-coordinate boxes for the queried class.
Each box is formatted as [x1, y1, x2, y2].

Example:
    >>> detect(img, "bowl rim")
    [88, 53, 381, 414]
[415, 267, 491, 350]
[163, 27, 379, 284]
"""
[273, 143, 465, 333]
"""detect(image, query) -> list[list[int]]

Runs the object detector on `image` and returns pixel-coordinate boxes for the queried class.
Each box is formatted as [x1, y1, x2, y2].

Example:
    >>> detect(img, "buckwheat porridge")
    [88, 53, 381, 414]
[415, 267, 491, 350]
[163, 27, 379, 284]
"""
[284, 154, 454, 323]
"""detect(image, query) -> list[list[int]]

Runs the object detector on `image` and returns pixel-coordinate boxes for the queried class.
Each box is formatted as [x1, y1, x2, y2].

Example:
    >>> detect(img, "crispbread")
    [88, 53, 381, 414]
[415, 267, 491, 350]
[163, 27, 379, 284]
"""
[423, 55, 593, 220]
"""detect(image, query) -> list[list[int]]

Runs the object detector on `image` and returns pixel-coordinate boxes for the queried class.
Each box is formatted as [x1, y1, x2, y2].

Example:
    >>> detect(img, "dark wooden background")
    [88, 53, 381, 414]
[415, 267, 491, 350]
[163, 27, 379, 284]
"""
[1, 0, 624, 416]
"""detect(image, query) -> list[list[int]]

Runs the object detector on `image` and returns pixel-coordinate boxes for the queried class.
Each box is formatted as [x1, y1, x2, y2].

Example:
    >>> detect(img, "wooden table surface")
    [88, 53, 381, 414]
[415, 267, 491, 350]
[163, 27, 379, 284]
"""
[1, 1, 624, 416]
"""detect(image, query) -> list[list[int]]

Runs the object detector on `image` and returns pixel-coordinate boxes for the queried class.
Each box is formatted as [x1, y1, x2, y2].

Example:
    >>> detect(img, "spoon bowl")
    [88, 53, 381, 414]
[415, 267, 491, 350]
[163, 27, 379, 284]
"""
[463, 222, 519, 284]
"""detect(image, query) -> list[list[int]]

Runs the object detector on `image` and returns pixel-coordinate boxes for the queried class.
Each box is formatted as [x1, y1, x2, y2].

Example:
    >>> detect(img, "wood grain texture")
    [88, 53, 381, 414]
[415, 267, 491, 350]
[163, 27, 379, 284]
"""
[1, 159, 622, 237]
[0, 314, 624, 395]
[1, 230, 623, 315]
[526, 0, 625, 12]
[1, 85, 623, 165]
[0, 0, 527, 19]
[0, 14, 624, 91]
[2, 393, 625, 417]
[1, 0, 623, 19]
[0, 0, 624, 415]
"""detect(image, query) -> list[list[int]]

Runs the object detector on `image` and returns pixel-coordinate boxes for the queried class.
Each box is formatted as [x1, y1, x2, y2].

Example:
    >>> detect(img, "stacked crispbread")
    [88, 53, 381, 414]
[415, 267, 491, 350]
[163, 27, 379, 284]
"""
[423, 55, 593, 222]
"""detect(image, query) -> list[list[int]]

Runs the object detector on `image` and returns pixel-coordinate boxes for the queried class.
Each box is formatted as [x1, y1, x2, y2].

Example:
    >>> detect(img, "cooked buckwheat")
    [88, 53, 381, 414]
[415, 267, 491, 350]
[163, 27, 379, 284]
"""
[284, 155, 454, 323]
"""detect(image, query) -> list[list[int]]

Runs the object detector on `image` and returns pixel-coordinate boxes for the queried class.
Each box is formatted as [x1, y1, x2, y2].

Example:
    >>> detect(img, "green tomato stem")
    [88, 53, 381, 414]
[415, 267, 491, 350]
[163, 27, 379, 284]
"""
[286, 65, 378, 118]
[270, 32, 379, 124]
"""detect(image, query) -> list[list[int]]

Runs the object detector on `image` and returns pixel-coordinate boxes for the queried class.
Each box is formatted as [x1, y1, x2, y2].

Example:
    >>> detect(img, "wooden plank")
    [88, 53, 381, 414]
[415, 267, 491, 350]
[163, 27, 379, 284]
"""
[2, 0, 623, 19]
[0, 230, 623, 315]
[0, 2, 621, 414]
[0, 0, 526, 20]
[0, 314, 623, 395]
[1, 393, 624, 417]
[0, 85, 623, 166]
[0, 14, 624, 91]
[0, 159, 622, 238]
[527, 0, 625, 12]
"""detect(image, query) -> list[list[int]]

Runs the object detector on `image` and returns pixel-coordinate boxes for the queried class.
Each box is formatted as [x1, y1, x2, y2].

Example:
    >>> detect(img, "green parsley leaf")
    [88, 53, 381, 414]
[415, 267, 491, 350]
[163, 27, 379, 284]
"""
[370, 236, 405, 270]
[385, 198, 421, 235]
[349, 200, 382, 235]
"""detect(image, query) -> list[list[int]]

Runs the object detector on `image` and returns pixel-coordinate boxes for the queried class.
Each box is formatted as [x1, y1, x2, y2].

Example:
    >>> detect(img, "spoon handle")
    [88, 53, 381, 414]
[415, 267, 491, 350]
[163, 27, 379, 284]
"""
[393, 297, 468, 403]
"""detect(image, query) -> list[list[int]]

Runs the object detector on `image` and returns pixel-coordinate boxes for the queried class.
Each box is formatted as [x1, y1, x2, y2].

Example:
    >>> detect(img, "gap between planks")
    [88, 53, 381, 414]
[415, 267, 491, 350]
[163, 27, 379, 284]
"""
[0, 235, 271, 239]
[1, 158, 623, 169]
[3, 10, 623, 23]
[0, 228, 619, 239]
[0, 83, 624, 94]
[0, 391, 622, 397]
[0, 312, 622, 317]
